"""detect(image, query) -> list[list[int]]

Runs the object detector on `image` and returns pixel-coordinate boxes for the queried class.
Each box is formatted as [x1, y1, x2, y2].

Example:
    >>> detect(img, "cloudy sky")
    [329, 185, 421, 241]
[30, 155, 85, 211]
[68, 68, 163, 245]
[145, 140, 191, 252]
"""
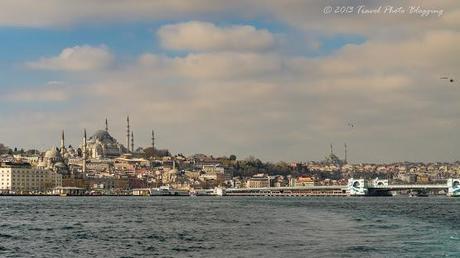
[1, 0, 459, 163]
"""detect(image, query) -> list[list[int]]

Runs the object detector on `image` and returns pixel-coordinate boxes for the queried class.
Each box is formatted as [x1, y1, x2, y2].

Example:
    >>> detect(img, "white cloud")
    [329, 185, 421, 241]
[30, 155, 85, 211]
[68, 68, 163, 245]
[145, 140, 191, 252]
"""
[11, 26, 460, 162]
[26, 45, 113, 71]
[1, 1, 458, 39]
[2, 86, 71, 102]
[0, 0, 238, 27]
[157, 21, 275, 51]
[139, 52, 281, 79]
[3, 1, 460, 162]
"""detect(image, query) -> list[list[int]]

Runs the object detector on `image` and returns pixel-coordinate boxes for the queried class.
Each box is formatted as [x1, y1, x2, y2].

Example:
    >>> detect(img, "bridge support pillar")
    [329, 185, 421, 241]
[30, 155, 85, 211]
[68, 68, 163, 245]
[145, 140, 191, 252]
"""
[347, 178, 368, 196]
[447, 179, 460, 197]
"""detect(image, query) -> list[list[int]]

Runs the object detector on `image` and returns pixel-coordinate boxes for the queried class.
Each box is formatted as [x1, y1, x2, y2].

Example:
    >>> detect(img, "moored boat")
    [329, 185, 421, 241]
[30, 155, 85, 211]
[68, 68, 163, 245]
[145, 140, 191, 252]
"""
[149, 186, 190, 196]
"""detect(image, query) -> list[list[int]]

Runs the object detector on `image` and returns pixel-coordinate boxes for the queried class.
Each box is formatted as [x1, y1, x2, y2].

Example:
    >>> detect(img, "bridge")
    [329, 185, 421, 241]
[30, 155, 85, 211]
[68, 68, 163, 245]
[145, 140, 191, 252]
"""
[215, 178, 460, 197]
[224, 185, 347, 196]
[345, 178, 459, 196]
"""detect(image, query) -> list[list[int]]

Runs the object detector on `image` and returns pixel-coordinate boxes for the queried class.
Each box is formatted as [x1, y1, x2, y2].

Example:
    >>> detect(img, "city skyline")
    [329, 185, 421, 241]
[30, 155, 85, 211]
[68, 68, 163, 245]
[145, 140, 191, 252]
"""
[1, 1, 460, 162]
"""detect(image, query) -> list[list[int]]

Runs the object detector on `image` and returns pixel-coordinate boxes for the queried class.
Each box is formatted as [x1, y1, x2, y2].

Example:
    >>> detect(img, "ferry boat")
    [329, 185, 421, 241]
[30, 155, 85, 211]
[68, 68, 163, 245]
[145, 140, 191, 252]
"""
[409, 190, 429, 197]
[149, 186, 189, 196]
[53, 186, 86, 196]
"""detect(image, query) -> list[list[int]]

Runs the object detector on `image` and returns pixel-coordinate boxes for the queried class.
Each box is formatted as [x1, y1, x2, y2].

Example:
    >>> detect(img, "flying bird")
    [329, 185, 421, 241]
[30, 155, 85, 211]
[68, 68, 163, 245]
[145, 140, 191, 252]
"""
[440, 77, 455, 83]
[347, 123, 354, 128]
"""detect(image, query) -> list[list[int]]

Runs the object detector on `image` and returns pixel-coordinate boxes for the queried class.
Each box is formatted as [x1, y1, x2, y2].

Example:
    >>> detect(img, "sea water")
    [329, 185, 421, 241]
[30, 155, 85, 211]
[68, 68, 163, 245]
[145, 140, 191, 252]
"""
[0, 196, 459, 257]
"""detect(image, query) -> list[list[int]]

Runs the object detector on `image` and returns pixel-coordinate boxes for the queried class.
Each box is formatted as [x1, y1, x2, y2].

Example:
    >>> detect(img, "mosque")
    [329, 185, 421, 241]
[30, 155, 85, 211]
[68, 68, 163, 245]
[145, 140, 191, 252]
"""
[38, 146, 69, 175]
[40, 116, 157, 175]
[84, 118, 128, 159]
[80, 117, 134, 160]
[324, 144, 347, 165]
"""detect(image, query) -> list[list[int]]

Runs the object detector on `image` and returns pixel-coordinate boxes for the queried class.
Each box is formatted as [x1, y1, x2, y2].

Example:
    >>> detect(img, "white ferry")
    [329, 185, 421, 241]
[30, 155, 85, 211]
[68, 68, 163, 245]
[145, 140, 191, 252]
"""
[149, 186, 189, 196]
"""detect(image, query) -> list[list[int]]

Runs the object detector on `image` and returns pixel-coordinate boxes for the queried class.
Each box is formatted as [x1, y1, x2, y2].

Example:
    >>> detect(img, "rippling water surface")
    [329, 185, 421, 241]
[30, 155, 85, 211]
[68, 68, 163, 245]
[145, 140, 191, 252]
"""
[0, 196, 459, 257]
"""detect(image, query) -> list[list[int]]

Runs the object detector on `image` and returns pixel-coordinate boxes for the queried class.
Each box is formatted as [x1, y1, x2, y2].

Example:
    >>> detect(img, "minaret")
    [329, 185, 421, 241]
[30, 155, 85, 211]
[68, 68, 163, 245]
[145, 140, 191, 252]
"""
[105, 118, 109, 132]
[83, 129, 87, 173]
[60, 130, 65, 154]
[330, 144, 334, 155]
[131, 131, 134, 153]
[151, 130, 155, 149]
[344, 143, 348, 164]
[126, 116, 130, 152]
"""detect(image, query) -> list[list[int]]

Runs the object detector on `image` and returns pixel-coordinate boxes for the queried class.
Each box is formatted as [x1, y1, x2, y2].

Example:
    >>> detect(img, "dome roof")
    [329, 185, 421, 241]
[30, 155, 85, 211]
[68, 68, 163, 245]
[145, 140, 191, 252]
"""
[89, 130, 116, 143]
[54, 162, 66, 168]
[44, 147, 62, 159]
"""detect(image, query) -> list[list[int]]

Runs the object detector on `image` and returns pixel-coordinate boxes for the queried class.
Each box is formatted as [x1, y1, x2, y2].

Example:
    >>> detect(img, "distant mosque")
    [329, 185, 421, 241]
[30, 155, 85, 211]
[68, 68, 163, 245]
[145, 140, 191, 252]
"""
[81, 116, 136, 159]
[40, 115, 159, 175]
[324, 144, 347, 165]
[38, 130, 74, 174]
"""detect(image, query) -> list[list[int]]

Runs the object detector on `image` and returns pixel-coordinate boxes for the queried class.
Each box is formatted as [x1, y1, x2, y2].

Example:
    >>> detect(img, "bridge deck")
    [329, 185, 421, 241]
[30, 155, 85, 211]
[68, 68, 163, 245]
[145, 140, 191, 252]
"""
[225, 184, 448, 193]
[226, 186, 346, 192]
[370, 185, 447, 190]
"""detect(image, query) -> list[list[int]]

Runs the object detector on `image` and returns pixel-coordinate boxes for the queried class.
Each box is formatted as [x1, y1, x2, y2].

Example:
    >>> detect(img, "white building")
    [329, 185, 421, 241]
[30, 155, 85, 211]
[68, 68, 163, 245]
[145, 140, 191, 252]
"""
[200, 164, 231, 182]
[0, 162, 62, 194]
[202, 164, 225, 174]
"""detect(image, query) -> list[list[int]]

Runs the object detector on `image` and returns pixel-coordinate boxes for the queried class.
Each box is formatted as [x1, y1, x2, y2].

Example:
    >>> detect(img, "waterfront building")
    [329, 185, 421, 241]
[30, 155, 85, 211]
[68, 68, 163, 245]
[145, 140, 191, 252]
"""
[295, 176, 315, 187]
[0, 162, 62, 194]
[246, 174, 271, 188]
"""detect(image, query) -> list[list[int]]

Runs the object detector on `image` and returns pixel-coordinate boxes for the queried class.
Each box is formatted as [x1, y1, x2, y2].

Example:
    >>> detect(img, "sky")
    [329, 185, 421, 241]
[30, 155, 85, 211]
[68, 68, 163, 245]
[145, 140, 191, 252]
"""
[0, 0, 459, 163]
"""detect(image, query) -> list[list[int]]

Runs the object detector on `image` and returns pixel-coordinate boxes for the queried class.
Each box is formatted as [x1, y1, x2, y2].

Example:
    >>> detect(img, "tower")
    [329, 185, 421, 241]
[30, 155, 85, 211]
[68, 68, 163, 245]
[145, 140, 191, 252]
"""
[330, 144, 333, 155]
[60, 130, 65, 154]
[105, 118, 108, 132]
[126, 116, 130, 152]
[151, 130, 155, 149]
[82, 129, 87, 173]
[131, 131, 134, 153]
[344, 143, 348, 164]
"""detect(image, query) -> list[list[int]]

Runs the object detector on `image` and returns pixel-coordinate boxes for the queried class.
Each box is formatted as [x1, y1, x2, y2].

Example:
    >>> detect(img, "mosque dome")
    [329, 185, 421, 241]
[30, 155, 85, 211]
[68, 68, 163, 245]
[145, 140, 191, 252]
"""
[44, 147, 62, 159]
[84, 128, 126, 159]
[89, 130, 116, 143]
[54, 162, 66, 168]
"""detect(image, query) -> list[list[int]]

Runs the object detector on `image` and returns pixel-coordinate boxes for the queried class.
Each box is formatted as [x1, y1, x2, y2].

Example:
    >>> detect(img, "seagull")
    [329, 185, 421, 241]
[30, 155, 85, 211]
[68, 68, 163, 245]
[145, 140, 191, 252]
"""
[347, 123, 354, 128]
[440, 77, 455, 83]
